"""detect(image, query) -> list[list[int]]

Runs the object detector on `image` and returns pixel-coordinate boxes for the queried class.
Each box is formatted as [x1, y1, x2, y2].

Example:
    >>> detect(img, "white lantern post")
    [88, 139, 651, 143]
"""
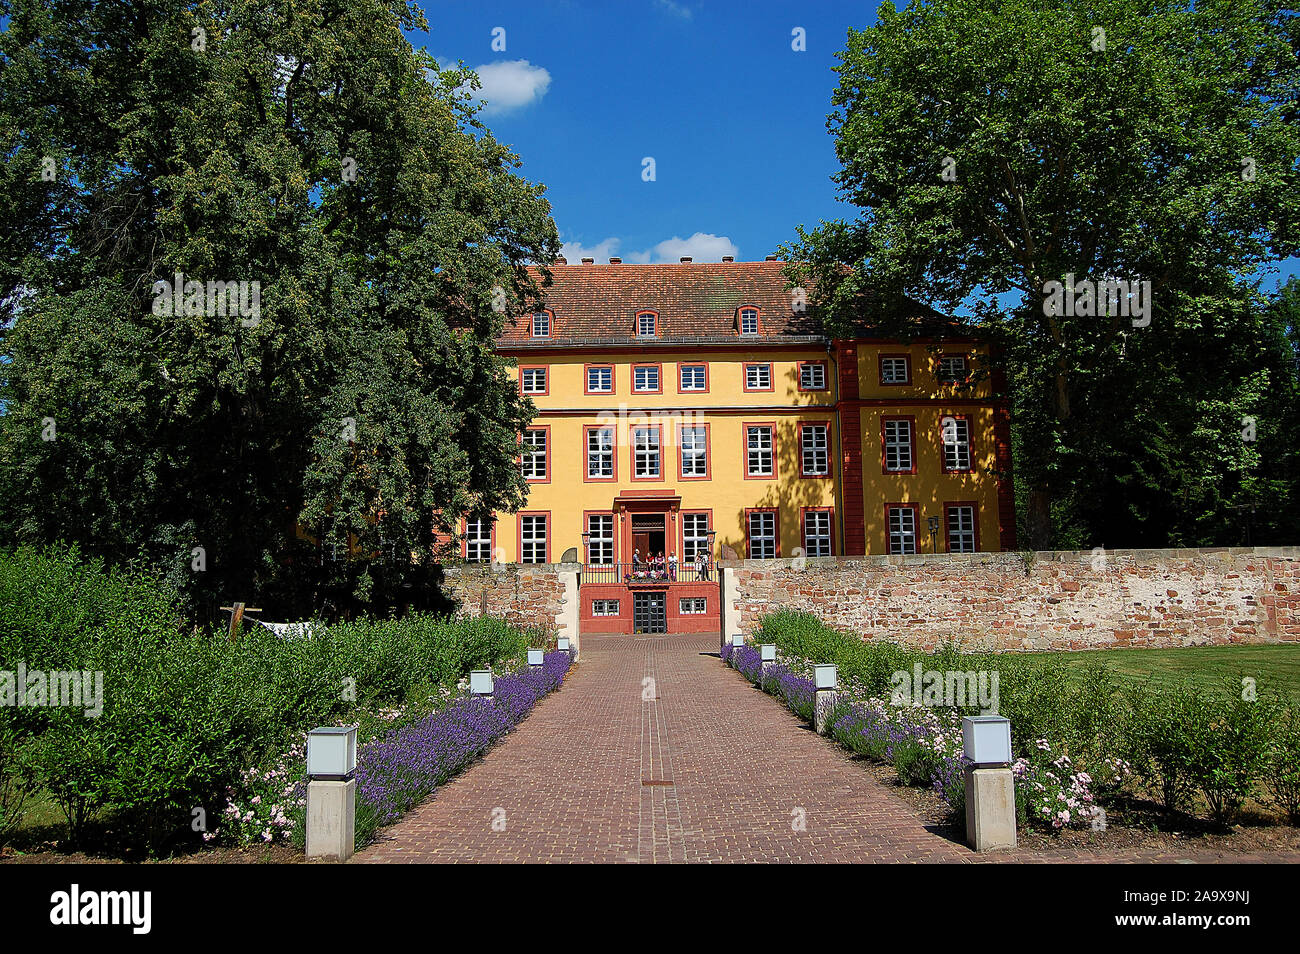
[760, 643, 777, 686]
[306, 726, 358, 861]
[470, 670, 494, 697]
[961, 715, 1017, 851]
[812, 663, 839, 734]
[527, 648, 544, 670]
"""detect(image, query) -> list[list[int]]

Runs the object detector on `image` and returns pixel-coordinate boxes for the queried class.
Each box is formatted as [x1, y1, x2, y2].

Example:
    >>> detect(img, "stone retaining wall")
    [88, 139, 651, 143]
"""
[720, 548, 1300, 651]
[440, 563, 579, 651]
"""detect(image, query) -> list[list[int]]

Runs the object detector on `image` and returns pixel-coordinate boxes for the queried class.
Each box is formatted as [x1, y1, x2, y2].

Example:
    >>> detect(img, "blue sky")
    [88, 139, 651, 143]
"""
[413, 1, 1300, 290]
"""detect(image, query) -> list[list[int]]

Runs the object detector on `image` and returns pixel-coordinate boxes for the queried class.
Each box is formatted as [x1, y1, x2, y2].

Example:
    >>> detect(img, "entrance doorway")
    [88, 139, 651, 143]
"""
[632, 591, 667, 634]
[631, 513, 666, 562]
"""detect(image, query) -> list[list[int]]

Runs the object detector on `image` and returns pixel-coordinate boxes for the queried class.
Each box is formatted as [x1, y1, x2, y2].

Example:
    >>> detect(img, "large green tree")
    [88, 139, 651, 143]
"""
[784, 0, 1300, 548]
[0, 0, 559, 616]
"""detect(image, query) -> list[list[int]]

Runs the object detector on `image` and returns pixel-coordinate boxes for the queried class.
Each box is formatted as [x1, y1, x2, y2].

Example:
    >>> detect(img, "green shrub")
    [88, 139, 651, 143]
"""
[0, 546, 534, 854]
[1264, 706, 1300, 824]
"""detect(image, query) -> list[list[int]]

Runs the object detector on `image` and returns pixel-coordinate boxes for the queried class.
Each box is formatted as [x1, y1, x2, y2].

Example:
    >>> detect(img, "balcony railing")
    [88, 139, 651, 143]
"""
[580, 562, 714, 585]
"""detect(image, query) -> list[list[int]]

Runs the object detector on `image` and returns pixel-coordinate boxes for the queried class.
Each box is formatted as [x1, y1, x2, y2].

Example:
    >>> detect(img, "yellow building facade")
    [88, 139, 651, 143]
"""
[469, 258, 1014, 634]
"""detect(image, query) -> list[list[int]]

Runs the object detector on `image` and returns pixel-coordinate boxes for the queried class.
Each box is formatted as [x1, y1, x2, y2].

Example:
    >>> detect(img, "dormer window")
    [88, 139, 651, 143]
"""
[738, 307, 760, 336]
[530, 311, 552, 337]
[636, 311, 658, 337]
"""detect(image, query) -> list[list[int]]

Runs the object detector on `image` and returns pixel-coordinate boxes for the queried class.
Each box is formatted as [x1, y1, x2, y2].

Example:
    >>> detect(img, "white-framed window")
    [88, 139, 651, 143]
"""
[938, 355, 968, 384]
[587, 365, 613, 393]
[942, 416, 972, 471]
[881, 356, 910, 384]
[800, 423, 830, 476]
[530, 312, 550, 337]
[521, 429, 547, 479]
[746, 425, 774, 477]
[947, 505, 977, 553]
[747, 511, 777, 559]
[739, 308, 759, 335]
[637, 312, 657, 337]
[682, 513, 710, 562]
[521, 367, 547, 395]
[745, 363, 772, 390]
[520, 514, 548, 564]
[883, 419, 914, 473]
[586, 427, 614, 479]
[633, 427, 661, 478]
[465, 517, 493, 562]
[887, 506, 917, 555]
[592, 599, 620, 617]
[680, 364, 707, 391]
[800, 362, 827, 390]
[680, 425, 708, 477]
[680, 597, 707, 615]
[803, 510, 832, 557]
[633, 365, 660, 392]
[587, 513, 615, 564]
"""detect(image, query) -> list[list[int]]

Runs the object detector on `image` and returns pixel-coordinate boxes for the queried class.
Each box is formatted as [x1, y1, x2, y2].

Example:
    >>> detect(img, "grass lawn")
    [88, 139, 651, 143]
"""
[1007, 643, 1300, 701]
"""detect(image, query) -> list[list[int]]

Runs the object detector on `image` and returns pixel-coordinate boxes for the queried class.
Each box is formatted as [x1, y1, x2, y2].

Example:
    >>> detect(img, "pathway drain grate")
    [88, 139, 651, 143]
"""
[641, 779, 675, 786]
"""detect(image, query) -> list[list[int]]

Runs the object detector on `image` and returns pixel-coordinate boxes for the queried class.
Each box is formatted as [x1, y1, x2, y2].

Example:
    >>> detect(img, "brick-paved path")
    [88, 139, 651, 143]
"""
[354, 633, 1300, 864]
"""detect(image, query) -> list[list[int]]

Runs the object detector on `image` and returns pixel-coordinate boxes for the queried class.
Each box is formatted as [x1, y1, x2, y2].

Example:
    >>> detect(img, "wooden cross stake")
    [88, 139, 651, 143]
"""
[219, 602, 263, 641]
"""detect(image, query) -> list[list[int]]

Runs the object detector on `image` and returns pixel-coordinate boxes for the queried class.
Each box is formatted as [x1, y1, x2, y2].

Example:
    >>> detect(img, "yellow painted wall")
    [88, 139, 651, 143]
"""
[488, 342, 1007, 562]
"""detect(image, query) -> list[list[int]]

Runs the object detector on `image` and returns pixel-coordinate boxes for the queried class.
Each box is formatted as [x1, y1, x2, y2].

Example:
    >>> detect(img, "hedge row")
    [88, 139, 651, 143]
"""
[0, 545, 532, 853]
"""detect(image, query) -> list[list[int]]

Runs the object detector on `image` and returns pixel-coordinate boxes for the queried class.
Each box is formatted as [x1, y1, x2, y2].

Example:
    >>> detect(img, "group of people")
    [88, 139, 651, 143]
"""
[627, 548, 710, 582]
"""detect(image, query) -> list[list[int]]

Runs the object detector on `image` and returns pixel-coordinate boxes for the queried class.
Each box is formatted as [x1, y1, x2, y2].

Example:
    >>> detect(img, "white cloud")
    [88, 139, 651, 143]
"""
[469, 59, 551, 115]
[560, 233, 739, 263]
[655, 0, 694, 20]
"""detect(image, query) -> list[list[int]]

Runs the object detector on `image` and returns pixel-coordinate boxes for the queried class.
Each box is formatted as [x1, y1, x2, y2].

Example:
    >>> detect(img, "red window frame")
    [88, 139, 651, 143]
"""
[584, 363, 615, 395]
[884, 503, 921, 555]
[630, 422, 665, 482]
[635, 310, 659, 337]
[677, 362, 710, 393]
[518, 364, 549, 397]
[737, 304, 762, 335]
[880, 415, 918, 475]
[631, 362, 664, 395]
[583, 424, 618, 482]
[743, 507, 781, 559]
[677, 422, 711, 480]
[800, 506, 836, 557]
[743, 362, 775, 393]
[943, 501, 981, 553]
[530, 309, 554, 338]
[520, 424, 551, 484]
[460, 515, 497, 561]
[679, 508, 715, 562]
[797, 420, 833, 479]
[878, 353, 912, 386]
[742, 421, 778, 480]
[797, 360, 829, 392]
[516, 511, 551, 564]
[582, 509, 619, 564]
[939, 414, 975, 474]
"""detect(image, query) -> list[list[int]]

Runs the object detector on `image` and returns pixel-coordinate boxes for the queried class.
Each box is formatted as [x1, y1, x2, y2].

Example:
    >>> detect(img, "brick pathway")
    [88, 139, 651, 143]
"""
[353, 633, 1300, 864]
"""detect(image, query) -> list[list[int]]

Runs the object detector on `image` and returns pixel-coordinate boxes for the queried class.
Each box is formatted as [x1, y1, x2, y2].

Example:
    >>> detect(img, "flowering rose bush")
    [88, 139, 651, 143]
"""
[209, 737, 308, 846]
[1011, 740, 1105, 830]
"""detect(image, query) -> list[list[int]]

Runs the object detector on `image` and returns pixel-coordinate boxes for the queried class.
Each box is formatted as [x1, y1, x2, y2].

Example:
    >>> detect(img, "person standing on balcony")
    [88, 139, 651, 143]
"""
[695, 549, 707, 580]
[668, 551, 678, 580]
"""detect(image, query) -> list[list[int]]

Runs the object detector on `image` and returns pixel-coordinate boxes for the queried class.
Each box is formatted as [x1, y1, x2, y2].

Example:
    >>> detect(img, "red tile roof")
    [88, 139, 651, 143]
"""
[500, 260, 821, 346]
[497, 260, 961, 348]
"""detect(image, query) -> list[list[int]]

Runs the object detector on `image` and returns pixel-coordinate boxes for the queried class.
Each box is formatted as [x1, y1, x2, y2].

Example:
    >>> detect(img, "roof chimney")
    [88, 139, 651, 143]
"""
[722, 256, 734, 263]
[556, 256, 567, 265]
[581, 257, 594, 264]
[680, 256, 692, 263]
[765, 255, 777, 261]
[608, 257, 621, 264]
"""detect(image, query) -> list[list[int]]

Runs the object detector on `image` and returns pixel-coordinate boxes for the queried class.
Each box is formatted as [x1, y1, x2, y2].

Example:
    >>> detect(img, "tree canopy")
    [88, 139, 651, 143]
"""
[783, 0, 1300, 548]
[0, 0, 560, 616]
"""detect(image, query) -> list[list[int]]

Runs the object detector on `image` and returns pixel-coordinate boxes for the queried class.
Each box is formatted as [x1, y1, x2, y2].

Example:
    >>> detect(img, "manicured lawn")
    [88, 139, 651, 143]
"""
[1008, 644, 1300, 700]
